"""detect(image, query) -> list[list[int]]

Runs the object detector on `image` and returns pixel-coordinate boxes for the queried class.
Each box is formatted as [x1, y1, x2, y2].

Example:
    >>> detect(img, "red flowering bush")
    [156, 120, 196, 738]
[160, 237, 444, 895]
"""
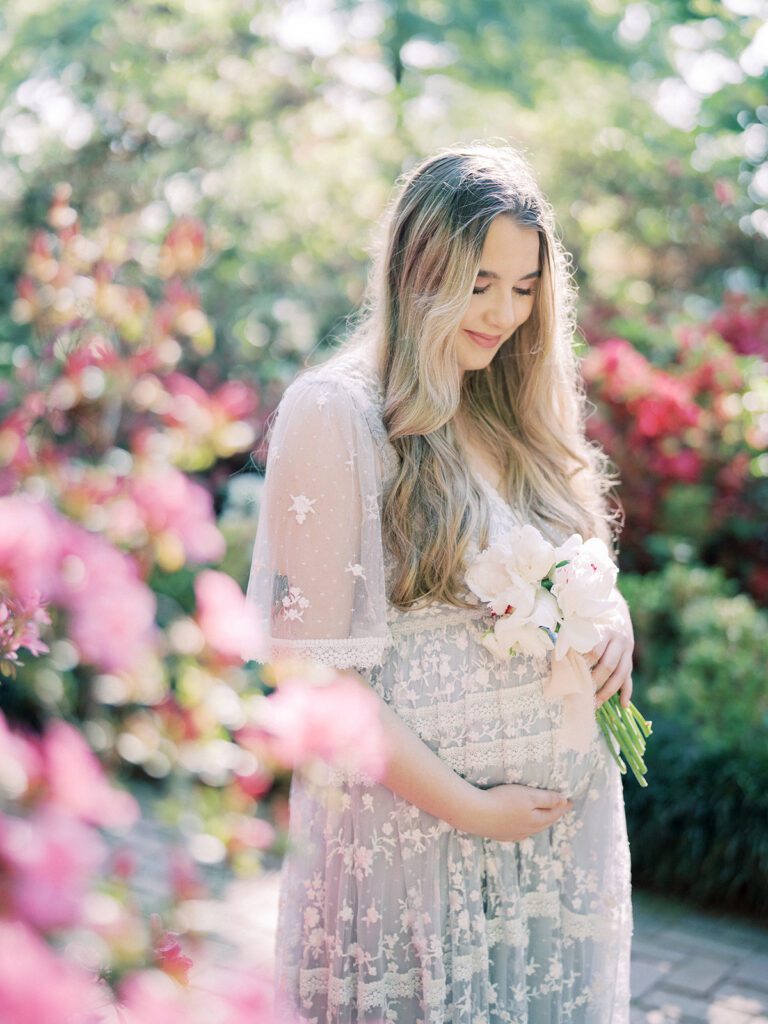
[582, 306, 768, 602]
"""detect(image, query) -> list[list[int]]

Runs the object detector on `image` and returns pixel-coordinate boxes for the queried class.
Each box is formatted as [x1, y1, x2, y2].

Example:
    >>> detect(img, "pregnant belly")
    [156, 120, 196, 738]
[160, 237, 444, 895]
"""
[382, 623, 601, 801]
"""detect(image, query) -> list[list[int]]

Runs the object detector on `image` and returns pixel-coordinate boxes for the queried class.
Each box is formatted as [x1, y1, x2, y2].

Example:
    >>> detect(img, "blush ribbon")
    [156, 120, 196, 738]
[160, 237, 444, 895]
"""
[541, 647, 597, 755]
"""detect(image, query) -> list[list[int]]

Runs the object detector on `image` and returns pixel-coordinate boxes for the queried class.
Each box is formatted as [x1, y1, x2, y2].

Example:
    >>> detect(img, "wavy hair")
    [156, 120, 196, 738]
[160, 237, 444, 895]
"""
[321, 141, 622, 611]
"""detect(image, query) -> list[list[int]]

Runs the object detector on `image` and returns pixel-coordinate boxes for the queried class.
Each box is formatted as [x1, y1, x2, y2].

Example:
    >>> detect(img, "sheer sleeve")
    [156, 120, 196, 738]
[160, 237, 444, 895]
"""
[243, 374, 392, 672]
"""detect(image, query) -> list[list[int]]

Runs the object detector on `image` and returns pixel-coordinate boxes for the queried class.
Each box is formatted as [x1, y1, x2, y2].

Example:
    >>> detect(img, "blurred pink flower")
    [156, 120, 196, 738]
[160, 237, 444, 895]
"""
[0, 920, 99, 1024]
[114, 970, 189, 1024]
[130, 468, 225, 565]
[195, 967, 284, 1024]
[0, 498, 61, 601]
[229, 815, 276, 853]
[42, 719, 139, 829]
[115, 966, 285, 1024]
[0, 590, 51, 665]
[0, 495, 157, 673]
[0, 711, 43, 796]
[194, 569, 262, 662]
[255, 673, 388, 780]
[0, 807, 105, 930]
[56, 520, 157, 673]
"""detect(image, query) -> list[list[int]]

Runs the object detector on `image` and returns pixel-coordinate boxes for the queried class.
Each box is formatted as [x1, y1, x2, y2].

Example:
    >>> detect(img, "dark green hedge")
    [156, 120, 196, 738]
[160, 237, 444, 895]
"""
[619, 563, 768, 918]
[624, 715, 768, 918]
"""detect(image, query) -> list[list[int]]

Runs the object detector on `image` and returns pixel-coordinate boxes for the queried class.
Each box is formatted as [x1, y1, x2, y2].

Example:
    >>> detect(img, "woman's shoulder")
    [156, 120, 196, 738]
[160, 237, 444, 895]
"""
[282, 348, 388, 443]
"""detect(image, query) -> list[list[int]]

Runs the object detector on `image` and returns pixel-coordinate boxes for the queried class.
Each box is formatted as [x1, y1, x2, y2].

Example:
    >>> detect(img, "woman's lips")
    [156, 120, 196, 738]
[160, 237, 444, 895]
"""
[465, 329, 502, 349]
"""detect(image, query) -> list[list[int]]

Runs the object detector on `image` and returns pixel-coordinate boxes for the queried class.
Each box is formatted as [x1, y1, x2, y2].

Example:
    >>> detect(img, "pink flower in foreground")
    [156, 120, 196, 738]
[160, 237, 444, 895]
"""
[0, 711, 43, 798]
[255, 673, 388, 780]
[130, 468, 225, 566]
[56, 521, 157, 673]
[114, 970, 189, 1024]
[41, 719, 139, 829]
[0, 920, 98, 1024]
[115, 966, 285, 1024]
[194, 569, 262, 662]
[0, 498, 61, 601]
[0, 590, 51, 665]
[0, 495, 157, 673]
[0, 806, 105, 931]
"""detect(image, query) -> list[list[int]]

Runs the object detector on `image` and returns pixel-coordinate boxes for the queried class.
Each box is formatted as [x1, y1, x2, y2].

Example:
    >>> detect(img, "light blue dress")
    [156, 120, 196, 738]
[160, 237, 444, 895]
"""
[245, 348, 633, 1023]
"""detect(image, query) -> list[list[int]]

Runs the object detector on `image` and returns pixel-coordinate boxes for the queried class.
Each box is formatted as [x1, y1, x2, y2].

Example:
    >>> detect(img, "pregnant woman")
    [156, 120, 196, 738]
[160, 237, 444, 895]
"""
[245, 142, 635, 1022]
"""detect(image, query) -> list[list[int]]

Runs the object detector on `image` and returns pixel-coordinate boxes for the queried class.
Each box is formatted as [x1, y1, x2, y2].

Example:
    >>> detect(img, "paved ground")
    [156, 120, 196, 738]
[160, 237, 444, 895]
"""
[109, 805, 768, 1022]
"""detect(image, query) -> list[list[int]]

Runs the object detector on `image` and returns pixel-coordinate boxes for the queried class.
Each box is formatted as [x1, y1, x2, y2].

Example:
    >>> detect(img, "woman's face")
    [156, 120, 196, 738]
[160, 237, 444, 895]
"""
[454, 214, 541, 377]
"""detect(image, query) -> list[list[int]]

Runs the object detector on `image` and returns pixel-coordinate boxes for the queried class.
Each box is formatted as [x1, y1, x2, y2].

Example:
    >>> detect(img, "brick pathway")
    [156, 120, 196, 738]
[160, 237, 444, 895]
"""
[108, 803, 768, 1021]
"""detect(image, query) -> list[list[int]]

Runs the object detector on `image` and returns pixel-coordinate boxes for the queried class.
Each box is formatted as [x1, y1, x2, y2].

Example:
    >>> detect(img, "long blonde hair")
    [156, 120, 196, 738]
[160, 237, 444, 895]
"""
[319, 142, 622, 611]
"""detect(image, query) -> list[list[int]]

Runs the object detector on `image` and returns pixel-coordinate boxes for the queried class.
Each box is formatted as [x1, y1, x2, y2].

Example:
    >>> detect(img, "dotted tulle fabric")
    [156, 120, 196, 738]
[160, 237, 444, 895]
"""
[245, 348, 633, 1023]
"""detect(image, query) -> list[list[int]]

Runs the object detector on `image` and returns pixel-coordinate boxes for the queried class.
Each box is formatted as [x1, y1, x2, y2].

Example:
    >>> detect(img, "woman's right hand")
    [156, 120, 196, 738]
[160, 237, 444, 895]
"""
[461, 783, 573, 842]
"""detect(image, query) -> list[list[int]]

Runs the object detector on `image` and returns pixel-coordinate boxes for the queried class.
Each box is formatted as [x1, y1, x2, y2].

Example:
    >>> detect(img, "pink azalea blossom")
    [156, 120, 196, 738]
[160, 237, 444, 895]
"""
[194, 569, 262, 662]
[56, 520, 157, 673]
[0, 710, 43, 797]
[130, 468, 225, 565]
[0, 590, 51, 664]
[41, 719, 139, 829]
[255, 673, 388, 780]
[0, 495, 157, 673]
[0, 806, 105, 931]
[0, 920, 100, 1024]
[114, 970, 190, 1024]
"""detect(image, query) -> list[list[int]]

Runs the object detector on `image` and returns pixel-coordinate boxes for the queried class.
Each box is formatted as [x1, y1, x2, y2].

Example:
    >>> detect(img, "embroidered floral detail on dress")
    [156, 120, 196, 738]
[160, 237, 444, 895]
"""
[281, 585, 310, 622]
[364, 493, 380, 521]
[288, 493, 317, 524]
[345, 562, 366, 580]
[344, 445, 357, 470]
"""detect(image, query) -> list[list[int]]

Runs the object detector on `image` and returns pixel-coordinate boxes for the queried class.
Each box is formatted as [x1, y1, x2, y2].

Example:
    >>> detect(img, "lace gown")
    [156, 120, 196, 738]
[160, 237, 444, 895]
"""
[245, 349, 633, 1023]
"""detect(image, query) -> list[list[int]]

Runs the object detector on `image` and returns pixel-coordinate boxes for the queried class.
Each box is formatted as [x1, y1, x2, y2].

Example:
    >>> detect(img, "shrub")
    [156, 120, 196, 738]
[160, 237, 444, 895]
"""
[620, 563, 768, 916]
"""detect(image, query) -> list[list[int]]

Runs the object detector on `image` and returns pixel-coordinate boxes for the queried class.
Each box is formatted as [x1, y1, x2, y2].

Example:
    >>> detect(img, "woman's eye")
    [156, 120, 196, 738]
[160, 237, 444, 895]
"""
[472, 285, 534, 296]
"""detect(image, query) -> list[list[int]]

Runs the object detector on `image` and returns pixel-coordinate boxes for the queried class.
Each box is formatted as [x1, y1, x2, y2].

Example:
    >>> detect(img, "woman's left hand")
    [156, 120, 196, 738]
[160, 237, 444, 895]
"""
[586, 597, 635, 710]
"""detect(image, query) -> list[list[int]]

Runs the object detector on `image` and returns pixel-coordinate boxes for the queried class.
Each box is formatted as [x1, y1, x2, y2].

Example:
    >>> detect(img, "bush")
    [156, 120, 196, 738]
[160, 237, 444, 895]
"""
[624, 715, 768, 919]
[620, 563, 768, 916]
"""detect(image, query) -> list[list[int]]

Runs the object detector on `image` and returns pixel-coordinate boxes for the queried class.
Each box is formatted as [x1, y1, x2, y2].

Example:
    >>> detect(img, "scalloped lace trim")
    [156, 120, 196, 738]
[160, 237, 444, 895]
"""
[258, 634, 393, 671]
[395, 681, 543, 736]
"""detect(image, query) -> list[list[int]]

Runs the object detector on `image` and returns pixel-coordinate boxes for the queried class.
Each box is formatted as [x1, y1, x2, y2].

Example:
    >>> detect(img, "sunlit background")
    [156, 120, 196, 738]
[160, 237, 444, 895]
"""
[0, 0, 766, 1020]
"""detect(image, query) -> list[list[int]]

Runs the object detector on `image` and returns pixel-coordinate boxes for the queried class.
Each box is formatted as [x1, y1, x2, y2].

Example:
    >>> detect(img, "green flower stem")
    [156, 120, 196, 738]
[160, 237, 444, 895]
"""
[597, 713, 626, 774]
[598, 697, 649, 787]
[606, 703, 646, 776]
[629, 702, 653, 738]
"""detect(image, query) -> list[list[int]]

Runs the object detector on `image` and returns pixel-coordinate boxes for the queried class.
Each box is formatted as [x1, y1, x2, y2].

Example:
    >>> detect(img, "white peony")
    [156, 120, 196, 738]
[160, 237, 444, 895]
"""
[467, 527, 620, 665]
[550, 537, 617, 620]
[464, 542, 516, 603]
[503, 524, 557, 584]
[484, 610, 555, 659]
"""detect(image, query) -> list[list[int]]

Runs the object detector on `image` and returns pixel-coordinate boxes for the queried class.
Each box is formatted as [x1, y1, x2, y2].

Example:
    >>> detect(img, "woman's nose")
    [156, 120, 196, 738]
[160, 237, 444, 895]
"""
[486, 292, 522, 332]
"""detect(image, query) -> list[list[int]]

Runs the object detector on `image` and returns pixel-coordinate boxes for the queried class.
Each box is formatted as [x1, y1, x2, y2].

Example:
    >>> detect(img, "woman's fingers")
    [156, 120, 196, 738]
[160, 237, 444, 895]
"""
[594, 649, 633, 708]
[619, 673, 634, 708]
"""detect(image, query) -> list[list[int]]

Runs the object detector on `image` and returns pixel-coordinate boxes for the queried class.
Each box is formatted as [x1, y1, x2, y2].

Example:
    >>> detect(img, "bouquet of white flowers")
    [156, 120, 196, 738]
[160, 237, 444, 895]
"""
[464, 524, 652, 786]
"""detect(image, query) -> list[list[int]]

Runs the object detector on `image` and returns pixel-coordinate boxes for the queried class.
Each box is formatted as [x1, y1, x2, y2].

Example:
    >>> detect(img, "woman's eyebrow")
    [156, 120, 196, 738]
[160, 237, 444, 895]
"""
[477, 268, 541, 280]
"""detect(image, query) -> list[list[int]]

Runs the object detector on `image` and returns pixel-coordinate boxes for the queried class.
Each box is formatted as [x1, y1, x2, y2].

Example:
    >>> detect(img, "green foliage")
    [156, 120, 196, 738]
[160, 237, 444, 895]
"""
[0, 0, 765, 398]
[624, 715, 768, 919]
[621, 562, 768, 746]
[621, 563, 768, 914]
